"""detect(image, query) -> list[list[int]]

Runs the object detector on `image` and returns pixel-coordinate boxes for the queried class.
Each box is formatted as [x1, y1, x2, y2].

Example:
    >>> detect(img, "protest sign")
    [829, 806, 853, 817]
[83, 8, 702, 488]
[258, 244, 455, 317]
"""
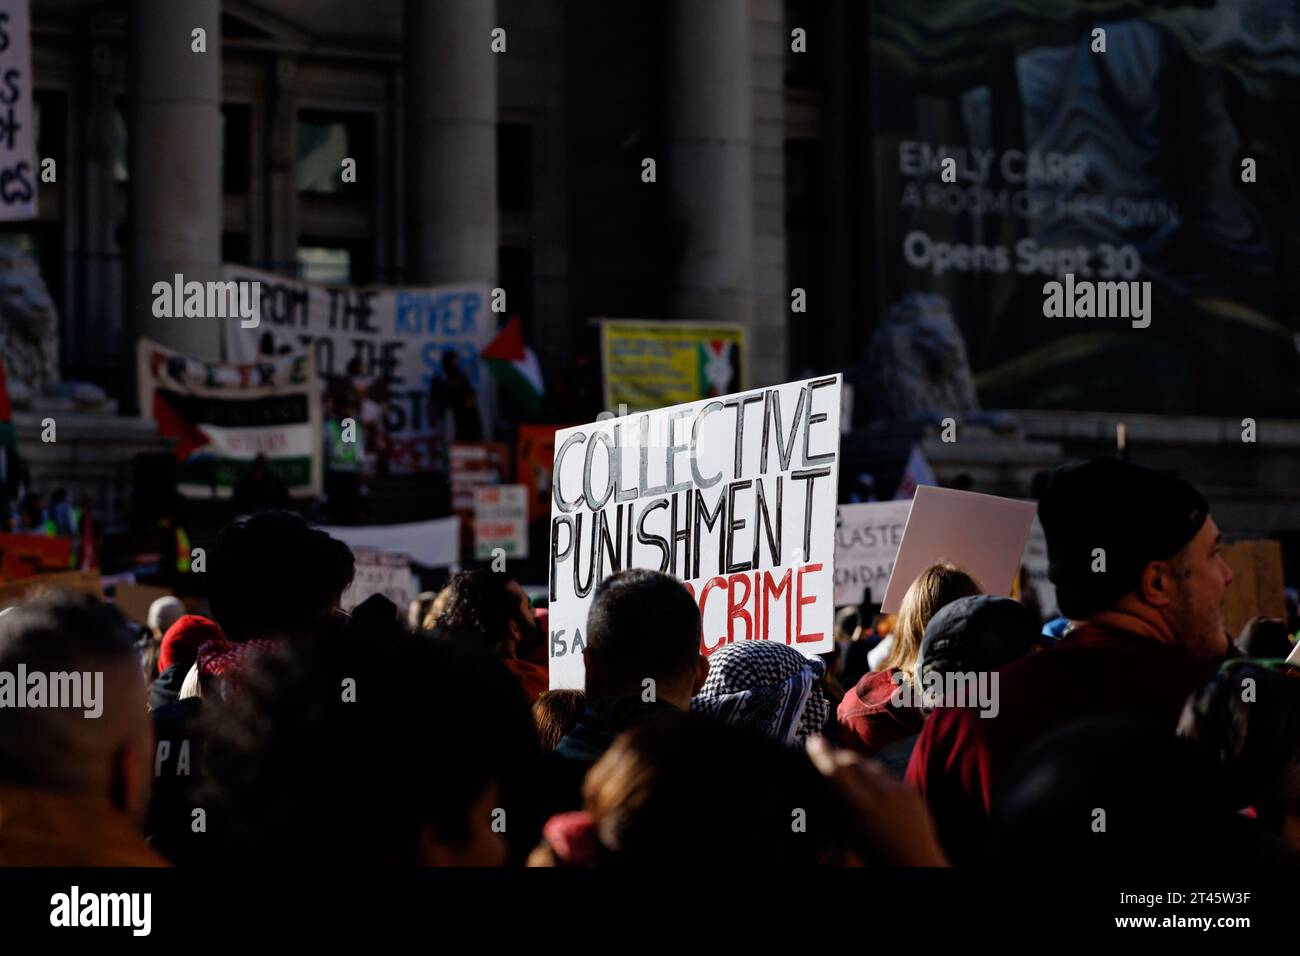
[517, 423, 570, 522]
[548, 374, 842, 689]
[341, 549, 416, 613]
[222, 266, 493, 473]
[450, 442, 510, 514]
[319, 516, 460, 568]
[1221, 540, 1286, 638]
[475, 484, 529, 560]
[0, 1, 37, 221]
[0, 570, 101, 609]
[834, 501, 912, 607]
[879, 486, 1036, 614]
[137, 337, 322, 498]
[0, 532, 72, 578]
[112, 582, 174, 627]
[1019, 516, 1059, 618]
[600, 320, 745, 413]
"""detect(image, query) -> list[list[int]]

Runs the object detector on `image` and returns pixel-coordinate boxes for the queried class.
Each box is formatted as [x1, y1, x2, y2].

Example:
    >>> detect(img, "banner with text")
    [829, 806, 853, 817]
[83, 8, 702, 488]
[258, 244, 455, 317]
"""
[871, 3, 1300, 416]
[834, 500, 912, 606]
[600, 319, 746, 413]
[137, 337, 322, 498]
[341, 549, 417, 613]
[222, 266, 493, 473]
[0, 0, 36, 221]
[548, 375, 842, 689]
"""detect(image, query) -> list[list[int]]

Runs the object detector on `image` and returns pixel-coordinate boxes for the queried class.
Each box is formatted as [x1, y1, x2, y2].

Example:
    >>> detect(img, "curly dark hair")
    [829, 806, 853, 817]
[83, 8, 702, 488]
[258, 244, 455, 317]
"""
[436, 569, 525, 654]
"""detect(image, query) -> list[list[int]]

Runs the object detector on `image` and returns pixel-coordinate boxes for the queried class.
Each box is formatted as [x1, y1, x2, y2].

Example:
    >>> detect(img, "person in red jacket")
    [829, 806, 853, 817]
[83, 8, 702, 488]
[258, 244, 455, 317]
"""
[906, 458, 1232, 863]
[837, 563, 980, 757]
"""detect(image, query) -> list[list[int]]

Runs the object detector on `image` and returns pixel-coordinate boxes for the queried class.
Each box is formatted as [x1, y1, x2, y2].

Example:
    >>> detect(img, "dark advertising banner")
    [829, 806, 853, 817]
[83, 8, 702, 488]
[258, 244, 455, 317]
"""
[870, 2, 1300, 415]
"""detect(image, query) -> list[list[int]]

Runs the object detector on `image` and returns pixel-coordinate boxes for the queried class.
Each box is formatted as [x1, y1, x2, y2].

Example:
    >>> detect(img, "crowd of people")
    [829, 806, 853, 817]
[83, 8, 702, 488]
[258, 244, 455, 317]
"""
[0, 457, 1298, 867]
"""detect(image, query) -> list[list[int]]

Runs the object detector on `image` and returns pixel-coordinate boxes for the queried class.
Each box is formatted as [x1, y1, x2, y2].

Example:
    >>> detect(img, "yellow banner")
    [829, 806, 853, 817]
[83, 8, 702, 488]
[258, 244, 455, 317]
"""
[600, 320, 746, 412]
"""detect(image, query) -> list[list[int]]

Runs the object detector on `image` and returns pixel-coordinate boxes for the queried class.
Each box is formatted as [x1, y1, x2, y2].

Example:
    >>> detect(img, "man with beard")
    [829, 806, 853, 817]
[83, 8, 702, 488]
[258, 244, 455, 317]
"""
[436, 569, 547, 702]
[906, 458, 1234, 863]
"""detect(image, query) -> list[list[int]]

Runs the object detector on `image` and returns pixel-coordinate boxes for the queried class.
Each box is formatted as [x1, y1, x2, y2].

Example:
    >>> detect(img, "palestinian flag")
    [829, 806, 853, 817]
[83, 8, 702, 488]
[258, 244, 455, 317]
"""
[137, 338, 324, 499]
[482, 316, 544, 415]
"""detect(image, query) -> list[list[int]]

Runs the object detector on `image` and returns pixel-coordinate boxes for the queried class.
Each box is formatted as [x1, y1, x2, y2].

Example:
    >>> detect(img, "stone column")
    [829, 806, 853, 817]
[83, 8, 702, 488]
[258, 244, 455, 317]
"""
[128, 0, 223, 360]
[405, 0, 498, 283]
[667, 0, 763, 378]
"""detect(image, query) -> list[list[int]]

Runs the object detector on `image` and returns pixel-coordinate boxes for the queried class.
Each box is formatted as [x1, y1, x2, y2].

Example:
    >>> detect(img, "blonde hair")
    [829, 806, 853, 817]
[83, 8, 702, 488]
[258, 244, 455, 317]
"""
[880, 563, 981, 681]
[419, 585, 453, 631]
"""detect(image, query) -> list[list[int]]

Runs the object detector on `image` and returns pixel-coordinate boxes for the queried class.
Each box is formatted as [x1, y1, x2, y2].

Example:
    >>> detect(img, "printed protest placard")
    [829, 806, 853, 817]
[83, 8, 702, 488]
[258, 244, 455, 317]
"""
[879, 486, 1037, 614]
[0, 1, 36, 221]
[222, 266, 493, 473]
[475, 484, 529, 560]
[600, 320, 746, 413]
[341, 549, 415, 613]
[834, 501, 912, 607]
[548, 374, 842, 689]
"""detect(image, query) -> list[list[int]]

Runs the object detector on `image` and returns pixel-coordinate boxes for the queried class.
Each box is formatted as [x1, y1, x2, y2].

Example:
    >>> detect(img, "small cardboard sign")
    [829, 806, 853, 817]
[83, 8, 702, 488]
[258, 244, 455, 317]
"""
[112, 582, 175, 627]
[0, 570, 103, 610]
[1221, 540, 1286, 638]
[879, 486, 1037, 613]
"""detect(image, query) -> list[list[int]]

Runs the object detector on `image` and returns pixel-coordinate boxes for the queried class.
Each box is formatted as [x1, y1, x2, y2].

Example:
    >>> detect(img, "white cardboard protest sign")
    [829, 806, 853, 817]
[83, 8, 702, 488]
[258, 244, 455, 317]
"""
[547, 375, 842, 689]
[1019, 516, 1059, 618]
[475, 484, 529, 559]
[341, 549, 416, 612]
[834, 501, 912, 606]
[0, 1, 36, 221]
[879, 486, 1037, 614]
[319, 516, 460, 568]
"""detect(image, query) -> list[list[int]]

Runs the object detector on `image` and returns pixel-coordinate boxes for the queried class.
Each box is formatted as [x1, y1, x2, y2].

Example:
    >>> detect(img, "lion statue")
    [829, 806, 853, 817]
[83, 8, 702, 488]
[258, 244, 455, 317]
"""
[0, 247, 61, 406]
[864, 292, 979, 421]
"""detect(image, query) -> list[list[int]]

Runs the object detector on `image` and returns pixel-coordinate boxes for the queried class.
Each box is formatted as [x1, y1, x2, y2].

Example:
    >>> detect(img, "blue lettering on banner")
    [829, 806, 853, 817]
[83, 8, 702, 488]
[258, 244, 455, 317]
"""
[395, 291, 483, 336]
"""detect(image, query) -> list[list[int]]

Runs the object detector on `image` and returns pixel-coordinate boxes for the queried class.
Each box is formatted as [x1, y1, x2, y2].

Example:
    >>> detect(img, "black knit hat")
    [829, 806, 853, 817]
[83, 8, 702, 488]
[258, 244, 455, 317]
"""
[1038, 459, 1209, 619]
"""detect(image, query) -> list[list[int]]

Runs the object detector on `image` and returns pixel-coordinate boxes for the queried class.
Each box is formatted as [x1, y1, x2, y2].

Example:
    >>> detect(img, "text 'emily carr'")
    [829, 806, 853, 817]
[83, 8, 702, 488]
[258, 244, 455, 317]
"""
[546, 375, 843, 688]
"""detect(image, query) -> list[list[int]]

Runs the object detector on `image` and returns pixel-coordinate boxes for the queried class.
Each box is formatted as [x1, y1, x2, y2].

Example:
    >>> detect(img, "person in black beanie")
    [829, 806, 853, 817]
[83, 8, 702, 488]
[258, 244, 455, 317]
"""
[905, 458, 1234, 863]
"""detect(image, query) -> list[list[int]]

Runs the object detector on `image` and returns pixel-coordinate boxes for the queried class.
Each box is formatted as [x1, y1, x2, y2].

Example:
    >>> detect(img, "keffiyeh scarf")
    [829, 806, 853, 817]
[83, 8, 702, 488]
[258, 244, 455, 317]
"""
[691, 641, 829, 745]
